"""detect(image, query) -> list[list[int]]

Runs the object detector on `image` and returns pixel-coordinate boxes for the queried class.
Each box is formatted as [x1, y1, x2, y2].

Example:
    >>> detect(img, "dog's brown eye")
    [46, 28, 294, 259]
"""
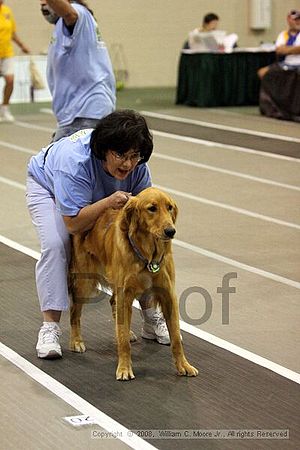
[168, 205, 173, 211]
[148, 205, 157, 212]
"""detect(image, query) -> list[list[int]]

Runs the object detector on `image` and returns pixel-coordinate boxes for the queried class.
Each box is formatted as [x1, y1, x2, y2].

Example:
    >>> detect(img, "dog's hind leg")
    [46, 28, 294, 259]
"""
[70, 303, 86, 353]
[69, 268, 99, 352]
[110, 294, 116, 320]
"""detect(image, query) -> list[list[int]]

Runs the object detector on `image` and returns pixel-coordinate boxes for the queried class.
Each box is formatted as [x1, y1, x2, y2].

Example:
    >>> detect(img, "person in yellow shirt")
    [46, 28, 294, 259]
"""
[0, 0, 30, 122]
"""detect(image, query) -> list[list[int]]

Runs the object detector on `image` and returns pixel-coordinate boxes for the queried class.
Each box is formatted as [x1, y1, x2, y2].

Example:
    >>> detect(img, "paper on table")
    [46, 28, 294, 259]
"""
[188, 30, 238, 53]
[223, 33, 239, 53]
[189, 30, 226, 52]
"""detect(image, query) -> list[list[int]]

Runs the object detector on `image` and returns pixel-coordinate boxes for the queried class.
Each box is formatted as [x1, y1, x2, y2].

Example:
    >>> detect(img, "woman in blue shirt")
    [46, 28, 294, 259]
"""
[40, 0, 116, 141]
[27, 110, 170, 359]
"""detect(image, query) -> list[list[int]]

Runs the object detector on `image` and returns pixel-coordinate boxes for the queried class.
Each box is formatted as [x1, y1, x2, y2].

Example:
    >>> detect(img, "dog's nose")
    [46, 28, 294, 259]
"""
[164, 227, 176, 238]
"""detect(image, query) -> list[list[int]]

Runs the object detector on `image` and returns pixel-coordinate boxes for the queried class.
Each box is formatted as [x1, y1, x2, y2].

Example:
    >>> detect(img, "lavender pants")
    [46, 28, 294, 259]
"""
[26, 176, 71, 312]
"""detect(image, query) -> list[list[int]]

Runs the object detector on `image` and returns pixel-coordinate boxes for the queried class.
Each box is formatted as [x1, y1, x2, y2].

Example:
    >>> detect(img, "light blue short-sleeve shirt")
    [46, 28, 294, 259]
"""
[28, 129, 152, 216]
[47, 4, 116, 126]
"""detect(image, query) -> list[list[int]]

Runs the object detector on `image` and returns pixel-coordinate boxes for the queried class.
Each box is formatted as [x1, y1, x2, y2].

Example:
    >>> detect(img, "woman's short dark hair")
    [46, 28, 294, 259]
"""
[203, 13, 219, 24]
[90, 110, 153, 164]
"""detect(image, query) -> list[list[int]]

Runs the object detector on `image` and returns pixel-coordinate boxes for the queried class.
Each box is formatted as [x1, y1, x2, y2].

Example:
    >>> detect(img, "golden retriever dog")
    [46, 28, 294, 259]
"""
[69, 187, 198, 380]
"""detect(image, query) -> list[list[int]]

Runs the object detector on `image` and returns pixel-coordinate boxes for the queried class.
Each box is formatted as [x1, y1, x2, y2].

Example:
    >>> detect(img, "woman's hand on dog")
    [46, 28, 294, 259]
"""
[108, 191, 132, 209]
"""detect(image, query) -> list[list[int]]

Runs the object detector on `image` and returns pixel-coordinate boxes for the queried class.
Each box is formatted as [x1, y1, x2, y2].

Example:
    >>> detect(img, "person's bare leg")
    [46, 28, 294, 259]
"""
[2, 74, 14, 105]
[1, 75, 15, 121]
[42, 310, 62, 322]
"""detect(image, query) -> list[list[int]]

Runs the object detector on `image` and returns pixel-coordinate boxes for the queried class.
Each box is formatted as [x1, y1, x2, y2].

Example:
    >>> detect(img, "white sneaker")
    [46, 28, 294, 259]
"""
[141, 309, 170, 345]
[36, 322, 62, 359]
[0, 106, 15, 122]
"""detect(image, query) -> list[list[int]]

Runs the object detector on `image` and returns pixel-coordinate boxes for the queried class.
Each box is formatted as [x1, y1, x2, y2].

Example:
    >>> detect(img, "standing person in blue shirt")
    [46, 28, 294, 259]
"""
[26, 110, 170, 359]
[39, 0, 116, 141]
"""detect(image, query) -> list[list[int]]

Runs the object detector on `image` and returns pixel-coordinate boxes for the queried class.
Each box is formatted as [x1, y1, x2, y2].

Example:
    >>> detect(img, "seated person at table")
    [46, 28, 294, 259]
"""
[258, 9, 300, 79]
[188, 13, 237, 52]
[192, 12, 220, 34]
[188, 13, 220, 50]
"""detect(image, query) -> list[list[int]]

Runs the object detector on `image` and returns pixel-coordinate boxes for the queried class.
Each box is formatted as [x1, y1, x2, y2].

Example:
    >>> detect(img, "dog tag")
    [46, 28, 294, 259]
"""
[147, 261, 160, 273]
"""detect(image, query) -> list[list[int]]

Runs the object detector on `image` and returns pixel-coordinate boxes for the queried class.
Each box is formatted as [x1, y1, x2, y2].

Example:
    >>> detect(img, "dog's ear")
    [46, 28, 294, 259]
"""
[119, 197, 138, 232]
[171, 200, 178, 223]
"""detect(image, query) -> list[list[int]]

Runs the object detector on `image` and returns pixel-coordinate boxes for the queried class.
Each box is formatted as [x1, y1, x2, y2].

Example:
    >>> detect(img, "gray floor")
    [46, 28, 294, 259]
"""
[0, 354, 131, 450]
[1, 244, 299, 450]
[0, 100, 299, 449]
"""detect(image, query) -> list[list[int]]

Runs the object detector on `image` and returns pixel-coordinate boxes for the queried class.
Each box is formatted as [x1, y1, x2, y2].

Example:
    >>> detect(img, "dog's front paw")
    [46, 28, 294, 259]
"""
[70, 338, 86, 353]
[176, 360, 198, 377]
[116, 363, 135, 381]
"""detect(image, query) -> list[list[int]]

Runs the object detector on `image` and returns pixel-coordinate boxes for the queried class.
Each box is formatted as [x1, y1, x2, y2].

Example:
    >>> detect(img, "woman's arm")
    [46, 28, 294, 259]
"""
[63, 191, 131, 234]
[46, 0, 78, 26]
[12, 33, 30, 54]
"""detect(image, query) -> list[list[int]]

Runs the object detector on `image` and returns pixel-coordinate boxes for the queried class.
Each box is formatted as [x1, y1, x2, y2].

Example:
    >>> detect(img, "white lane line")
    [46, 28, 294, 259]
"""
[0, 125, 300, 198]
[132, 299, 300, 384]
[173, 238, 300, 290]
[0, 176, 26, 190]
[142, 111, 300, 144]
[0, 235, 40, 259]
[1, 235, 299, 385]
[40, 108, 53, 114]
[0, 140, 36, 155]
[15, 120, 54, 133]
[154, 184, 300, 231]
[1, 135, 299, 192]
[2, 185, 299, 285]
[5, 234, 298, 290]
[153, 152, 300, 192]
[177, 321, 300, 384]
[0, 343, 157, 450]
[2, 173, 299, 230]
[152, 129, 300, 163]
[2, 132, 299, 192]
[4, 116, 300, 169]
[9, 116, 300, 163]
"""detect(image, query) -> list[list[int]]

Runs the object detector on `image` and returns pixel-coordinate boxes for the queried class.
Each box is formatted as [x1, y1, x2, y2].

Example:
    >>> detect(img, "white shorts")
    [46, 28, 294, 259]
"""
[0, 57, 14, 77]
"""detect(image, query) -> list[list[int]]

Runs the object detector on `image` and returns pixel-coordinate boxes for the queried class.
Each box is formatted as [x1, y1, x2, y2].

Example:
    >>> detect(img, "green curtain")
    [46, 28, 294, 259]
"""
[176, 52, 276, 107]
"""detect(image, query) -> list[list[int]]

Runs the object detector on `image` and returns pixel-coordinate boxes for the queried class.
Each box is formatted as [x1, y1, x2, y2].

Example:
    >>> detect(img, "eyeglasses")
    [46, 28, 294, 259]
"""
[111, 151, 143, 163]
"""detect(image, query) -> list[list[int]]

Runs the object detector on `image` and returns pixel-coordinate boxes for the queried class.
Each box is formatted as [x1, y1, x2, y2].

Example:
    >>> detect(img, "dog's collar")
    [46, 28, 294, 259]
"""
[128, 234, 163, 273]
